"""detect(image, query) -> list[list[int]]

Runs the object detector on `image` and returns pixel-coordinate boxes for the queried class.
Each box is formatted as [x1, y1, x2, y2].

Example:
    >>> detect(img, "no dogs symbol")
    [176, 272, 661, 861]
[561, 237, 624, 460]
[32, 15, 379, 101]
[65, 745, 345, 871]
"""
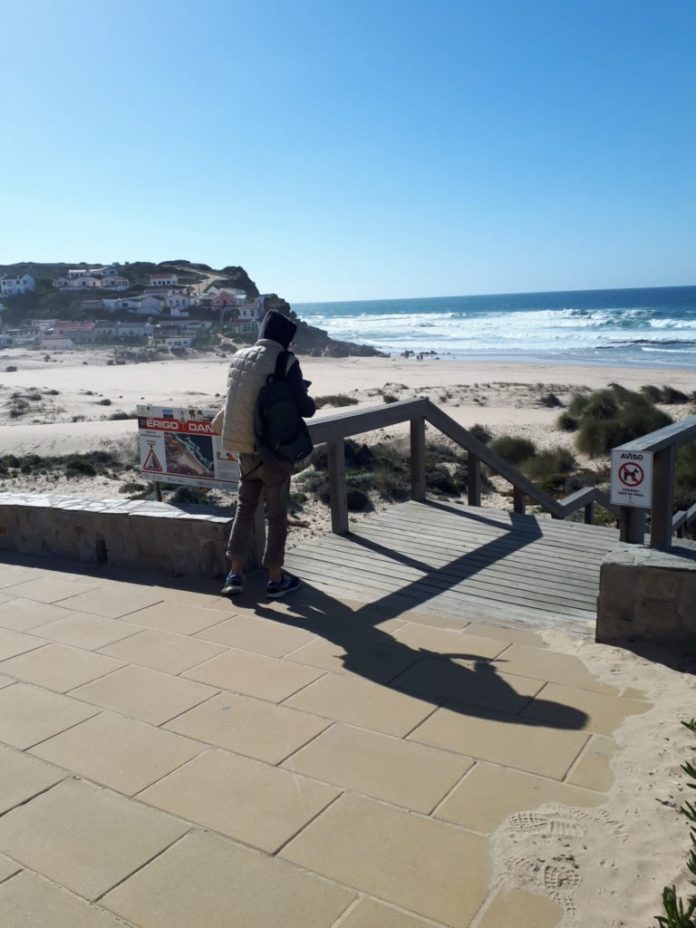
[618, 461, 644, 488]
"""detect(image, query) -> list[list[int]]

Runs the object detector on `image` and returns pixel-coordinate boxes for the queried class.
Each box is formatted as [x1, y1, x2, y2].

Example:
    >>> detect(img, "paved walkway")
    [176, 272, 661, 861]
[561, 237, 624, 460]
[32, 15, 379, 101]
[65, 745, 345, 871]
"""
[0, 557, 649, 928]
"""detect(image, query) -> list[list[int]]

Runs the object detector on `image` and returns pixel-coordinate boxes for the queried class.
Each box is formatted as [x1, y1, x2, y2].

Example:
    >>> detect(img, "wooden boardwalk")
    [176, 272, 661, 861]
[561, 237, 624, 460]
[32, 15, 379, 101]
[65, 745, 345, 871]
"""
[286, 500, 619, 633]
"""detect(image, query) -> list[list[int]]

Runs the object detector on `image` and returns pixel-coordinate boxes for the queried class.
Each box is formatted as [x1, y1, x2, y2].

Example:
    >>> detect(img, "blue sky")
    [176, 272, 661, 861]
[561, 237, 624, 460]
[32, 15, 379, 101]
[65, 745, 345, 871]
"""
[1, 0, 694, 301]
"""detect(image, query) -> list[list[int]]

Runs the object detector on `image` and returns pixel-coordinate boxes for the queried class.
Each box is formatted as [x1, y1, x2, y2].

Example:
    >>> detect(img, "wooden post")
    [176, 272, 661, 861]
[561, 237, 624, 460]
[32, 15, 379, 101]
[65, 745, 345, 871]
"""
[327, 438, 349, 535]
[650, 445, 675, 548]
[154, 481, 162, 502]
[619, 506, 646, 543]
[468, 455, 481, 506]
[410, 417, 426, 501]
[512, 486, 525, 514]
[584, 501, 594, 524]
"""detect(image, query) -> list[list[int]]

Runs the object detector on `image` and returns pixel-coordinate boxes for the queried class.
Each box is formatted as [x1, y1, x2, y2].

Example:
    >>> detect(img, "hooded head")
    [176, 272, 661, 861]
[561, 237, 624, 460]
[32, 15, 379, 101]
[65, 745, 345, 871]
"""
[257, 309, 297, 349]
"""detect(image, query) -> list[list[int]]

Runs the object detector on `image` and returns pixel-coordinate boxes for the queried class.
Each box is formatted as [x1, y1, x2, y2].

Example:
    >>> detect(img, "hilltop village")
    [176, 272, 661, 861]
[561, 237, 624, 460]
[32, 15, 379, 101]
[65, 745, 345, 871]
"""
[0, 261, 382, 358]
[0, 262, 269, 353]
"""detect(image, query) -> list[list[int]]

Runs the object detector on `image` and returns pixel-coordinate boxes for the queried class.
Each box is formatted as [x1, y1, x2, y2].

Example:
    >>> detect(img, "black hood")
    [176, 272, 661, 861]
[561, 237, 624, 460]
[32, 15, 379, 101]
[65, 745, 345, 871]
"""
[258, 310, 297, 348]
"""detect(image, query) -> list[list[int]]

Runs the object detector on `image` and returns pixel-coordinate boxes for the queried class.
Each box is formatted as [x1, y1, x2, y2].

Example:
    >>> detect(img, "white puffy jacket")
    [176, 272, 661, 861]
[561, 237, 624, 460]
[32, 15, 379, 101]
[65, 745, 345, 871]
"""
[213, 339, 297, 454]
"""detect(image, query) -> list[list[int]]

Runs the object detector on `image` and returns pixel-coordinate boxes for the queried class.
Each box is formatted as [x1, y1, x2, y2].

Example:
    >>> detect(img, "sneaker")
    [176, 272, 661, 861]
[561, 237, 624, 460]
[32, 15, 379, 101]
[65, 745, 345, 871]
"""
[266, 572, 300, 599]
[221, 572, 244, 596]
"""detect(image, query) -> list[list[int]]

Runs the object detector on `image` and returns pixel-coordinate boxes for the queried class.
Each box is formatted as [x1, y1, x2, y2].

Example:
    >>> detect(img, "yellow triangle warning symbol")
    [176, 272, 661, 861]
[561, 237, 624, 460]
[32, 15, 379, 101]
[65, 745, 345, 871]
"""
[143, 445, 163, 472]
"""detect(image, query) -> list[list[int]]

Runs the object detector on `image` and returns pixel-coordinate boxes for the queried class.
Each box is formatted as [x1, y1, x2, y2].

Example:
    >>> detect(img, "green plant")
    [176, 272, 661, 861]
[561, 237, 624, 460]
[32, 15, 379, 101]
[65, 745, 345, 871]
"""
[557, 412, 579, 432]
[655, 720, 696, 927]
[641, 384, 663, 403]
[540, 392, 563, 408]
[490, 435, 537, 465]
[382, 393, 398, 404]
[97, 398, 112, 406]
[469, 423, 492, 444]
[661, 386, 689, 404]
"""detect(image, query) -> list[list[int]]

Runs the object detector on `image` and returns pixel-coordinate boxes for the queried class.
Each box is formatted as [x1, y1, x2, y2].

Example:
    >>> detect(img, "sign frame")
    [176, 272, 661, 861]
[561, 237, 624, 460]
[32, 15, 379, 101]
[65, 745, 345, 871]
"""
[137, 405, 239, 491]
[610, 449, 653, 509]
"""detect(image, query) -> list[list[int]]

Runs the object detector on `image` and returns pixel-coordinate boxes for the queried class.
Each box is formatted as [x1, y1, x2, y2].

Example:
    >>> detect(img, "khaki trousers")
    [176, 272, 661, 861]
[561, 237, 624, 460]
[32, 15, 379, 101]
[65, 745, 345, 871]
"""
[227, 452, 292, 570]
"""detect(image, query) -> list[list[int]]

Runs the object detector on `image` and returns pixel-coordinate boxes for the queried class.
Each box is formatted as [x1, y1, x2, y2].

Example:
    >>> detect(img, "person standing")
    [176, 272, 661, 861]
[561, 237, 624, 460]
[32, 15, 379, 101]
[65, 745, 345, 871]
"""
[213, 309, 315, 598]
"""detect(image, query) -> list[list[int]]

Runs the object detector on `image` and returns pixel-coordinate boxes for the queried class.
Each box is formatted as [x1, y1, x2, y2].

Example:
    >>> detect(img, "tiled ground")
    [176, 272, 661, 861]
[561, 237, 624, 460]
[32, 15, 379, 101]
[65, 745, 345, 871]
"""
[0, 558, 650, 928]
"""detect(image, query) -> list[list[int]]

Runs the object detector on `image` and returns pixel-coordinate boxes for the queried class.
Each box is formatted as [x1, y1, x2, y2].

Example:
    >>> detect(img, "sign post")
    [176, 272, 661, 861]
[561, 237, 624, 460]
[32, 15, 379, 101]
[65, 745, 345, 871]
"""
[137, 405, 239, 492]
[610, 449, 653, 509]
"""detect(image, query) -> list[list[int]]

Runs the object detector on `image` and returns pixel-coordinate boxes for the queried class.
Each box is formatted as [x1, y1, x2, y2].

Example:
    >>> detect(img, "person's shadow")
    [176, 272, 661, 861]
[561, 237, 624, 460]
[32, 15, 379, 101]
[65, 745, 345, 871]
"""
[254, 579, 588, 730]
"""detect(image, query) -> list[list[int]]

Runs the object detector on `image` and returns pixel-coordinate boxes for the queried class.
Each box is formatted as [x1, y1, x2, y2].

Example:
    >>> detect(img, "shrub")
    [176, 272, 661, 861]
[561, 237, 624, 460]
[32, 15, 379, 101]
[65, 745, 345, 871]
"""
[557, 412, 579, 432]
[524, 447, 577, 491]
[572, 385, 673, 457]
[5, 366, 17, 372]
[576, 419, 629, 457]
[382, 393, 398, 404]
[674, 444, 696, 511]
[314, 394, 359, 409]
[469, 423, 492, 444]
[426, 464, 458, 495]
[97, 398, 112, 406]
[346, 488, 373, 511]
[108, 411, 135, 420]
[640, 384, 663, 403]
[27, 392, 42, 402]
[490, 435, 537, 465]
[660, 385, 689, 404]
[582, 389, 619, 421]
[540, 392, 563, 408]
[567, 393, 590, 417]
[64, 458, 97, 477]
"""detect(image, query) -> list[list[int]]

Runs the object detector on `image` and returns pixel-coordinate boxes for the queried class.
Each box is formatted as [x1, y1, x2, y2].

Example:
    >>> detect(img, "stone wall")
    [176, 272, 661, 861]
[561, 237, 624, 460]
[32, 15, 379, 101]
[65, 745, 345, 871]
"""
[596, 541, 696, 642]
[0, 493, 233, 578]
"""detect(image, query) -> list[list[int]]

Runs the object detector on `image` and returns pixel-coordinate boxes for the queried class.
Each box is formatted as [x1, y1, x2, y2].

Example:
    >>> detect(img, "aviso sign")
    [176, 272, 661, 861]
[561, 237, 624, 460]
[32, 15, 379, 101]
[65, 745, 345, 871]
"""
[610, 449, 653, 509]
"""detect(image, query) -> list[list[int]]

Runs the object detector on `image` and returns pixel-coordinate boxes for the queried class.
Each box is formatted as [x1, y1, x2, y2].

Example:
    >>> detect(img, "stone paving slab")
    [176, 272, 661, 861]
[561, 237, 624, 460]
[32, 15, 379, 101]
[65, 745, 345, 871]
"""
[32, 611, 144, 649]
[0, 682, 99, 749]
[139, 749, 340, 853]
[0, 643, 123, 692]
[31, 712, 203, 795]
[164, 690, 331, 764]
[71, 664, 219, 725]
[0, 854, 20, 885]
[0, 743, 66, 815]
[0, 598, 76, 631]
[283, 723, 474, 814]
[281, 793, 489, 927]
[0, 557, 651, 928]
[0, 778, 187, 900]
[102, 830, 355, 928]
[0, 871, 126, 928]
[433, 761, 604, 833]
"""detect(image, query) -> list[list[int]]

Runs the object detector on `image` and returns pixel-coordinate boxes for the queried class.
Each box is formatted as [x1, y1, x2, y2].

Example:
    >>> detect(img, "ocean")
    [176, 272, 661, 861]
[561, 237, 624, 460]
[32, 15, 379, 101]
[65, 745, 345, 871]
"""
[293, 286, 696, 368]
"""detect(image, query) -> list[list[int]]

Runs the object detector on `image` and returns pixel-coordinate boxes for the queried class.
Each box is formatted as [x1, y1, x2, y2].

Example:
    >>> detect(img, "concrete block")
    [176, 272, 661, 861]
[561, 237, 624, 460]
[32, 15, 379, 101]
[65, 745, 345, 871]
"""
[597, 542, 696, 643]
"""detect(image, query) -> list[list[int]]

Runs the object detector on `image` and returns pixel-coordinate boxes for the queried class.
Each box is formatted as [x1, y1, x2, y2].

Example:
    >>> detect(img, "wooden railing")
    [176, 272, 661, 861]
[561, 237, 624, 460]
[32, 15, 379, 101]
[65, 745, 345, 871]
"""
[615, 416, 696, 547]
[307, 398, 615, 535]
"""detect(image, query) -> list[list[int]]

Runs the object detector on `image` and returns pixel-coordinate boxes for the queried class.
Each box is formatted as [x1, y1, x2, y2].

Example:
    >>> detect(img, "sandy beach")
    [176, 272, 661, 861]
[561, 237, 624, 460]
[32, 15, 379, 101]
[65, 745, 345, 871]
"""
[0, 350, 693, 457]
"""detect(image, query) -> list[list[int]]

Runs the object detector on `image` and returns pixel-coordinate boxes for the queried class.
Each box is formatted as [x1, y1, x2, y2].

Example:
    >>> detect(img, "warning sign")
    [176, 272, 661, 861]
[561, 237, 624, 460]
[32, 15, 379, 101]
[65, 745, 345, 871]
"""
[137, 405, 239, 490]
[610, 449, 653, 508]
[142, 443, 163, 472]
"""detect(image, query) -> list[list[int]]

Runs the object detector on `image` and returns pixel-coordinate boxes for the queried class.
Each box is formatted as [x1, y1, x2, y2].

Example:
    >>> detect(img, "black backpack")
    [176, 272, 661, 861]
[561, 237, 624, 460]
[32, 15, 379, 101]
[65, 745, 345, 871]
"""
[254, 351, 313, 466]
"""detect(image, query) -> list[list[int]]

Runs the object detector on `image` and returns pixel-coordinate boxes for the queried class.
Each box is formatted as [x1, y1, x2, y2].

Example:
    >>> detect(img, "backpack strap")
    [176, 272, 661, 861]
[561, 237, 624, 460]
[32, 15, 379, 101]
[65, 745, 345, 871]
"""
[272, 350, 288, 381]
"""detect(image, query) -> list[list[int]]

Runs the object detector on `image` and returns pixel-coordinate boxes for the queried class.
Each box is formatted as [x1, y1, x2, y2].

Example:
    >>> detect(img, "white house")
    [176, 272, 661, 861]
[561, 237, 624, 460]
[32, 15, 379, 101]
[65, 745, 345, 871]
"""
[149, 272, 178, 288]
[67, 268, 90, 278]
[115, 322, 153, 338]
[162, 336, 194, 349]
[102, 296, 164, 315]
[98, 276, 129, 291]
[0, 274, 35, 296]
[90, 265, 120, 278]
